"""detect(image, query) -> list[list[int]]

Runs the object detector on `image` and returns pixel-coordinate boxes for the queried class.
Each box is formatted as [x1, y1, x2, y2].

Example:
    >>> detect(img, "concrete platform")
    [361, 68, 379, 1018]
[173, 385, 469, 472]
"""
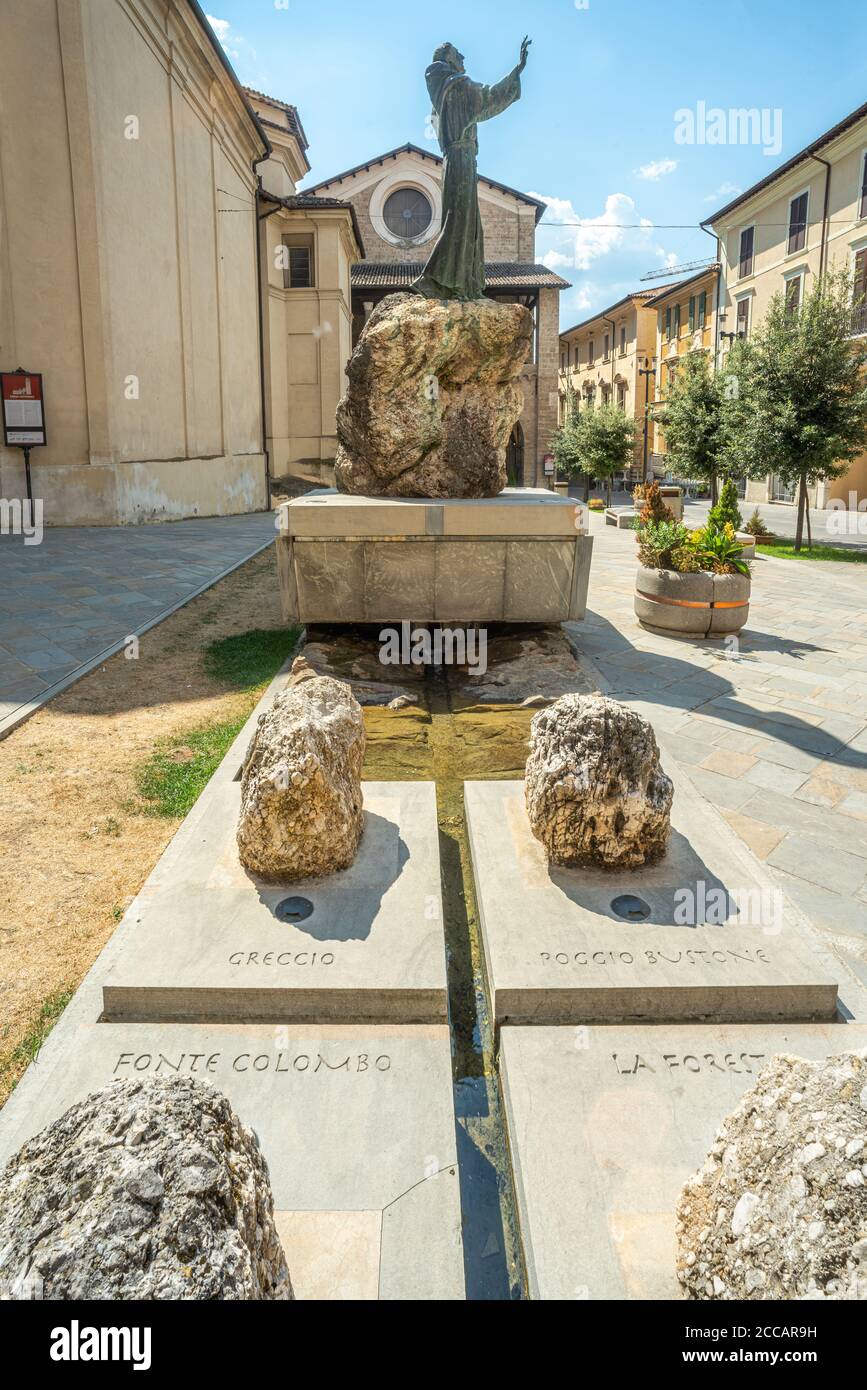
[500, 1022, 867, 1300]
[276, 489, 593, 625]
[100, 779, 448, 1024]
[0, 1022, 465, 1301]
[465, 772, 841, 1026]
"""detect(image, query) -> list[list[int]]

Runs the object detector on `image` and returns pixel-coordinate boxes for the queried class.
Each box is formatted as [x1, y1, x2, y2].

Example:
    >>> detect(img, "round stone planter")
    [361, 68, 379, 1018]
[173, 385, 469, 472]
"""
[635, 567, 750, 638]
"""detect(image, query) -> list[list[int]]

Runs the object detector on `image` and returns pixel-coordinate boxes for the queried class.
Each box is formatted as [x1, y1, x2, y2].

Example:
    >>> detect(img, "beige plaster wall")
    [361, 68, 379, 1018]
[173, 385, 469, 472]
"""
[0, 0, 268, 524]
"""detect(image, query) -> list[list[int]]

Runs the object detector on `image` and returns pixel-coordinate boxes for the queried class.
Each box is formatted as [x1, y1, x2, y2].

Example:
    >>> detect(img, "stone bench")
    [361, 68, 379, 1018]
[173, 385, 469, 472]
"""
[605, 508, 638, 529]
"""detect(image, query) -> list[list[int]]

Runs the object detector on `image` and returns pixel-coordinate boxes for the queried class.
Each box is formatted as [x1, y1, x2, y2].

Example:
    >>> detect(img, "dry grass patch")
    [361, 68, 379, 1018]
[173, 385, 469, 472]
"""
[0, 547, 295, 1105]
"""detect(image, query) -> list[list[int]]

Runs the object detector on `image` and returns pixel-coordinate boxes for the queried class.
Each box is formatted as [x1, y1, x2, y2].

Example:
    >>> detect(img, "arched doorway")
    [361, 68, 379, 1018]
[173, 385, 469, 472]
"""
[506, 422, 525, 488]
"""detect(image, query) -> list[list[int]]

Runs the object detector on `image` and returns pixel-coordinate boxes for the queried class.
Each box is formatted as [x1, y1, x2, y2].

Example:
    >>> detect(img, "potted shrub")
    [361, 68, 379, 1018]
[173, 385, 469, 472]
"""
[634, 518, 751, 638]
[710, 477, 757, 559]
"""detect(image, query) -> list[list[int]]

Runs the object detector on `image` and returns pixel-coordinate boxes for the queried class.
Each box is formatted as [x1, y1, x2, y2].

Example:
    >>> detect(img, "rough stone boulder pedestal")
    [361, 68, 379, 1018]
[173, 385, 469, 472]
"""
[237, 667, 365, 881]
[335, 293, 534, 498]
[0, 1077, 292, 1300]
[676, 1051, 867, 1301]
[524, 693, 673, 869]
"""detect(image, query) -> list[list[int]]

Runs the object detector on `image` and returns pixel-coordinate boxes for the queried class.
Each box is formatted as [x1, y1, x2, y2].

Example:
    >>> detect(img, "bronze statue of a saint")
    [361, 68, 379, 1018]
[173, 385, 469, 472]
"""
[413, 38, 531, 302]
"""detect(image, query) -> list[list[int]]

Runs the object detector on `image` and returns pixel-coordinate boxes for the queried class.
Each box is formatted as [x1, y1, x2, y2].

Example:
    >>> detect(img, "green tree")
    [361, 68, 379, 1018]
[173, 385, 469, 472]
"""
[553, 402, 636, 505]
[725, 270, 867, 551]
[655, 349, 730, 504]
[551, 388, 591, 500]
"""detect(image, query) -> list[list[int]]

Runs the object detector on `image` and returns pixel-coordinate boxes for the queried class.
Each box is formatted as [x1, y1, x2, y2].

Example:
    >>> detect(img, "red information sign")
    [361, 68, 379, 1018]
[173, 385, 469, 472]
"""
[2, 371, 46, 448]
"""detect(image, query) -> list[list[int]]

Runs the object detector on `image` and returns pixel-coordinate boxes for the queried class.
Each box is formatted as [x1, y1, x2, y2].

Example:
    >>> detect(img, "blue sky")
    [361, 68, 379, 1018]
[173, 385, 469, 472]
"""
[206, 1, 867, 328]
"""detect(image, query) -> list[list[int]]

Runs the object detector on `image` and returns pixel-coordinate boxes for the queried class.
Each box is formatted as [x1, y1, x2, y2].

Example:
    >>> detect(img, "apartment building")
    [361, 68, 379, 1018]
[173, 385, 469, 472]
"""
[558, 289, 667, 481]
[648, 266, 720, 469]
[707, 98, 867, 507]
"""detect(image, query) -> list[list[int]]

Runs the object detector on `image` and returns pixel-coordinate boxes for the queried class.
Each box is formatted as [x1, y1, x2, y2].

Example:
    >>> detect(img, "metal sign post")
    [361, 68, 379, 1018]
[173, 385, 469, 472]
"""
[2, 368, 46, 508]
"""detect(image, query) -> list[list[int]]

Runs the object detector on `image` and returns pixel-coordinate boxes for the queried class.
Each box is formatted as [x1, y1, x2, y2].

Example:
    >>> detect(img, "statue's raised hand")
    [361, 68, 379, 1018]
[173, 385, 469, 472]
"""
[518, 36, 532, 72]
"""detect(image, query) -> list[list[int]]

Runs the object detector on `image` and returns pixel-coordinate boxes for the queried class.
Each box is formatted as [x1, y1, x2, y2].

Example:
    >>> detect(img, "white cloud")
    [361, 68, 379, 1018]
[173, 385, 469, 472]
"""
[530, 191, 654, 272]
[636, 158, 678, 181]
[206, 14, 256, 65]
[541, 249, 574, 270]
[656, 248, 680, 270]
[207, 15, 230, 39]
[705, 181, 743, 203]
[571, 285, 595, 313]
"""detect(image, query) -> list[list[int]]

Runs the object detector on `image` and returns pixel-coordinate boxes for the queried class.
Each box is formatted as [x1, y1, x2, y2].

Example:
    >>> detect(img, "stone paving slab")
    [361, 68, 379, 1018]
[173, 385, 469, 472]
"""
[100, 777, 449, 1025]
[465, 774, 841, 1026]
[0, 1021, 464, 1301]
[571, 517, 867, 1006]
[0, 513, 275, 737]
[500, 1022, 867, 1301]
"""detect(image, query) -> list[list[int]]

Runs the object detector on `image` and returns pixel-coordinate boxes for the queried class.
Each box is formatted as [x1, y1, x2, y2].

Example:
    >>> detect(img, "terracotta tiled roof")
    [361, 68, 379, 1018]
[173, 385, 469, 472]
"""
[645, 265, 720, 306]
[561, 285, 683, 338]
[259, 191, 365, 256]
[308, 144, 549, 224]
[351, 261, 570, 290]
[244, 87, 310, 150]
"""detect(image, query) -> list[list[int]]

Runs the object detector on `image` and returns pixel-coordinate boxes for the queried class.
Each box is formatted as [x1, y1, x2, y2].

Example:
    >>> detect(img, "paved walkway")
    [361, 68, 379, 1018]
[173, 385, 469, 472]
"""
[572, 517, 867, 991]
[0, 512, 276, 736]
[682, 497, 867, 549]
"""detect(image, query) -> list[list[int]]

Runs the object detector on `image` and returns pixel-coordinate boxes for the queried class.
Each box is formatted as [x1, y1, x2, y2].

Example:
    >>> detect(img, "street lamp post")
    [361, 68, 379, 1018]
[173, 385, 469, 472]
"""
[638, 356, 656, 483]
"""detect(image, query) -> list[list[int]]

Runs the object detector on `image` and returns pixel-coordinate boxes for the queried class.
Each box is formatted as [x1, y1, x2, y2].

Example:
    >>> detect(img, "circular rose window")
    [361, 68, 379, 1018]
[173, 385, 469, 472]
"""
[383, 187, 433, 240]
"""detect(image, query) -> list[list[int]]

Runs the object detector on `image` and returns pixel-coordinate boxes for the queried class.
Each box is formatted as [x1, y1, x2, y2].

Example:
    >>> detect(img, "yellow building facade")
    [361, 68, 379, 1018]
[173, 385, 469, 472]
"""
[708, 99, 867, 507]
[558, 290, 665, 482]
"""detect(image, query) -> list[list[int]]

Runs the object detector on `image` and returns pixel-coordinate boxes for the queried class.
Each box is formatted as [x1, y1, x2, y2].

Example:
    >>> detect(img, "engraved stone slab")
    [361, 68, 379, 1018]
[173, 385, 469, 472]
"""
[465, 777, 840, 1025]
[0, 1022, 464, 1302]
[101, 780, 448, 1024]
[500, 1023, 867, 1300]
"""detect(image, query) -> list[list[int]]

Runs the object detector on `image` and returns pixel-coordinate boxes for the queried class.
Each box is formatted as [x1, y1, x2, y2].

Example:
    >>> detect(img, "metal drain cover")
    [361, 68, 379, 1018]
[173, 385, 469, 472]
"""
[275, 896, 314, 924]
[611, 894, 652, 923]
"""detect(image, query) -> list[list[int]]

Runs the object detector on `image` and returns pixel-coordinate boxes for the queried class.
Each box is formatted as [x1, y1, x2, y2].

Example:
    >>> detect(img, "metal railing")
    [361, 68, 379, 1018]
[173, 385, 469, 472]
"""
[851, 302, 867, 337]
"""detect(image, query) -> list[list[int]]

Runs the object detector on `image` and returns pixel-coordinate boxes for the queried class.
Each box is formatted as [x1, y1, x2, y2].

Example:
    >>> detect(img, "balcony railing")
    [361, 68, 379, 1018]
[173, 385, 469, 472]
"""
[851, 303, 867, 337]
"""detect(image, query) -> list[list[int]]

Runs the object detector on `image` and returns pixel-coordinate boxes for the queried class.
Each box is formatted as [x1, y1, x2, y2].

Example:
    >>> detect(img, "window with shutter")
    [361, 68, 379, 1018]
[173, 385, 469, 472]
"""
[589, 339, 595, 365]
[688, 297, 696, 332]
[736, 297, 750, 338]
[282, 236, 315, 289]
[620, 325, 626, 355]
[698, 290, 707, 328]
[665, 307, 672, 341]
[860, 155, 867, 220]
[674, 303, 681, 337]
[854, 249, 867, 335]
[603, 333, 610, 361]
[739, 226, 754, 278]
[788, 193, 808, 255]
[785, 276, 802, 316]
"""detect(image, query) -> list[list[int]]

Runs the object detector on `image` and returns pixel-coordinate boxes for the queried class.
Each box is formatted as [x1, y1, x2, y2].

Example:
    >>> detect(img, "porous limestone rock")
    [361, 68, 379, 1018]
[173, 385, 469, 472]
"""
[335, 293, 533, 498]
[0, 1078, 292, 1301]
[676, 1051, 867, 1301]
[237, 666, 365, 880]
[524, 693, 673, 869]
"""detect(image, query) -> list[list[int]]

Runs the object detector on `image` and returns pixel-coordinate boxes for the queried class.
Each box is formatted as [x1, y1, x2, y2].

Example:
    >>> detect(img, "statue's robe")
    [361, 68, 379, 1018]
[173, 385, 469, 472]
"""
[414, 63, 522, 302]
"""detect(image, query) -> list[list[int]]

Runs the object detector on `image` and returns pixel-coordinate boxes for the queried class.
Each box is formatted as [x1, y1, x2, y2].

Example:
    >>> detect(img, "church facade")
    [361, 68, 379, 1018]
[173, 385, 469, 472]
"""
[305, 144, 569, 487]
